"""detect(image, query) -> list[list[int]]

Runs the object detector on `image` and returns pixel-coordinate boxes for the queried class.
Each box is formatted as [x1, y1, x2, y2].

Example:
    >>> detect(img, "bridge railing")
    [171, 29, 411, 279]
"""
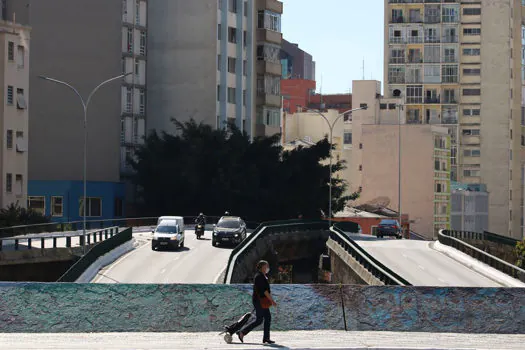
[0, 226, 120, 252]
[223, 220, 329, 284]
[57, 227, 133, 282]
[329, 226, 412, 286]
[443, 229, 519, 247]
[438, 229, 525, 283]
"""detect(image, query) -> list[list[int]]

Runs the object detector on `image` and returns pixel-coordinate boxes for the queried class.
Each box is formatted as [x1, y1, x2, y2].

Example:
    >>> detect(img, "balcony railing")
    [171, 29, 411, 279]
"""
[408, 36, 423, 44]
[390, 58, 405, 64]
[408, 55, 423, 63]
[425, 17, 441, 24]
[406, 97, 423, 104]
[407, 118, 422, 124]
[442, 35, 459, 43]
[442, 76, 458, 83]
[442, 117, 458, 124]
[425, 37, 441, 43]
[391, 17, 405, 23]
[390, 37, 405, 44]
[389, 76, 406, 84]
[425, 97, 440, 104]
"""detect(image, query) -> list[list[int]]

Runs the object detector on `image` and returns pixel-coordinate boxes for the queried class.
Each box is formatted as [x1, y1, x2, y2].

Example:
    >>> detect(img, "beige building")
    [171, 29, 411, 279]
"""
[0, 20, 30, 208]
[285, 80, 451, 238]
[384, 0, 525, 239]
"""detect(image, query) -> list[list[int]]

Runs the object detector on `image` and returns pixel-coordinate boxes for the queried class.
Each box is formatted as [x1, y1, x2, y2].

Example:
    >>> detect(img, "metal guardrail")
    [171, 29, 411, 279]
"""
[223, 219, 329, 284]
[443, 229, 519, 247]
[57, 228, 133, 282]
[0, 215, 261, 239]
[0, 227, 120, 252]
[438, 230, 525, 283]
[329, 226, 412, 286]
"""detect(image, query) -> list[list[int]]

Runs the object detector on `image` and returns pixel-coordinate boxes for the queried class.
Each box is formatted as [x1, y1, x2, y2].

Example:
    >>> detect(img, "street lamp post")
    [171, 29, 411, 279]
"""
[397, 104, 404, 237]
[298, 105, 368, 227]
[39, 72, 132, 254]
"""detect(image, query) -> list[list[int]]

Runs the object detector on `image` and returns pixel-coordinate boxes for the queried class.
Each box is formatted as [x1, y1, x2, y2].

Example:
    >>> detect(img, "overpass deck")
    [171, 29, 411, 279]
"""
[349, 234, 522, 287]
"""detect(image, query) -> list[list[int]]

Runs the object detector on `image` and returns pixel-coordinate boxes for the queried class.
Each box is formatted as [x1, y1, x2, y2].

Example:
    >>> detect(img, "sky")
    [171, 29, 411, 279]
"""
[281, 0, 384, 94]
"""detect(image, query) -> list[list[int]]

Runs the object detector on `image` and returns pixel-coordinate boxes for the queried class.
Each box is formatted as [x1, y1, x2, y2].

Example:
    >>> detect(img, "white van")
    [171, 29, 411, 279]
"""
[157, 216, 184, 230]
[152, 219, 185, 250]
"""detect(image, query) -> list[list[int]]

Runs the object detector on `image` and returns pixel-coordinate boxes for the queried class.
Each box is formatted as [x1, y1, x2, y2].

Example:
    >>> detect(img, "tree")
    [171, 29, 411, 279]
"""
[0, 202, 50, 228]
[131, 119, 358, 222]
[516, 240, 525, 269]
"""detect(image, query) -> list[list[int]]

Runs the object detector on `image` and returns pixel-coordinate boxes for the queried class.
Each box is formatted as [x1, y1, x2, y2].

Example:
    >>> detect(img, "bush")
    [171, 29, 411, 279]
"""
[0, 202, 51, 228]
[516, 240, 525, 268]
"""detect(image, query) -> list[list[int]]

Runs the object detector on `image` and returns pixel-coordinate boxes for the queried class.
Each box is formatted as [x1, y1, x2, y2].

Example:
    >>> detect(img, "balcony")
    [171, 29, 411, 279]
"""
[424, 17, 441, 24]
[389, 76, 406, 84]
[425, 36, 440, 43]
[257, 0, 283, 14]
[256, 93, 281, 108]
[389, 57, 405, 64]
[389, 37, 405, 44]
[257, 28, 282, 45]
[257, 61, 281, 76]
[442, 35, 458, 43]
[425, 97, 441, 104]
[442, 117, 458, 124]
[408, 36, 423, 43]
[407, 117, 422, 124]
[391, 16, 405, 23]
[408, 55, 423, 63]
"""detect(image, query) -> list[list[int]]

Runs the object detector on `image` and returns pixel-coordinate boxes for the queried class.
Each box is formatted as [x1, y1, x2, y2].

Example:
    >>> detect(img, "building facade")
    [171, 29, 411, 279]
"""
[5, 0, 130, 221]
[384, 0, 525, 239]
[0, 20, 30, 209]
[255, 0, 283, 137]
[451, 182, 489, 233]
[280, 39, 316, 80]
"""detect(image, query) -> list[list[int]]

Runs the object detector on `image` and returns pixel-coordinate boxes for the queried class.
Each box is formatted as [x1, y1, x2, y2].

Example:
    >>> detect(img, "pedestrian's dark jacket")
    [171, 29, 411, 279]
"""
[252, 271, 270, 304]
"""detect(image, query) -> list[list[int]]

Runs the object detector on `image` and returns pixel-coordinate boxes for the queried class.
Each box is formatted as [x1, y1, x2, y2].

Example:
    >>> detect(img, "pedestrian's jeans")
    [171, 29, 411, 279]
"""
[239, 301, 271, 341]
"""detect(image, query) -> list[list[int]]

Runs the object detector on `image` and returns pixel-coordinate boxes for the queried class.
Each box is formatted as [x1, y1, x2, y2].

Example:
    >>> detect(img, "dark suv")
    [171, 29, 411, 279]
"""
[212, 216, 247, 247]
[377, 219, 402, 239]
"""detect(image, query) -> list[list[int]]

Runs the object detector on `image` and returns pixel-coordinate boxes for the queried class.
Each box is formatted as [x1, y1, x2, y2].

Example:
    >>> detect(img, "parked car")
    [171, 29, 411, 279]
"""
[152, 219, 185, 250]
[212, 216, 247, 247]
[377, 219, 402, 239]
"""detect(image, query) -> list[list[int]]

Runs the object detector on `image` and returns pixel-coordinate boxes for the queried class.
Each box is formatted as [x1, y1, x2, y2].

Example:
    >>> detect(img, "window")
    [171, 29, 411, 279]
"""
[218, 0, 223, 10]
[256, 44, 280, 63]
[462, 129, 480, 136]
[5, 173, 12, 193]
[443, 89, 456, 103]
[463, 109, 480, 116]
[7, 41, 13, 60]
[463, 68, 480, 76]
[463, 89, 480, 96]
[463, 48, 480, 56]
[359, 165, 363, 171]
[122, 0, 128, 20]
[6, 130, 12, 149]
[442, 65, 458, 83]
[16, 88, 26, 109]
[390, 48, 405, 63]
[442, 6, 459, 23]
[464, 169, 480, 177]
[217, 85, 221, 101]
[243, 90, 246, 106]
[15, 174, 22, 196]
[139, 89, 145, 114]
[134, 58, 139, 75]
[121, 119, 125, 143]
[114, 198, 124, 217]
[436, 183, 442, 193]
[228, 27, 237, 43]
[227, 87, 236, 104]
[6, 85, 13, 105]
[135, 0, 140, 25]
[17, 45, 24, 68]
[435, 160, 440, 170]
[16, 131, 27, 152]
[127, 28, 133, 53]
[392, 9, 403, 23]
[388, 66, 404, 83]
[380, 103, 387, 110]
[229, 0, 237, 13]
[243, 60, 247, 76]
[406, 85, 423, 104]
[243, 30, 247, 47]
[443, 48, 456, 62]
[51, 196, 63, 217]
[125, 87, 132, 112]
[79, 197, 102, 217]
[258, 10, 281, 32]
[218, 24, 222, 40]
[139, 31, 146, 55]
[244, 1, 247, 16]
[28, 196, 45, 215]
[463, 28, 481, 35]
[464, 149, 480, 157]
[217, 54, 221, 70]
[344, 132, 352, 145]
[463, 8, 481, 16]
[228, 57, 236, 73]
[121, 58, 126, 74]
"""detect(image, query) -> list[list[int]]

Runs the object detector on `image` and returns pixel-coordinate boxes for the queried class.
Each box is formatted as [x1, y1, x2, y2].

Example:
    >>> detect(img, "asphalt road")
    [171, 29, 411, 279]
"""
[92, 229, 234, 284]
[354, 237, 501, 287]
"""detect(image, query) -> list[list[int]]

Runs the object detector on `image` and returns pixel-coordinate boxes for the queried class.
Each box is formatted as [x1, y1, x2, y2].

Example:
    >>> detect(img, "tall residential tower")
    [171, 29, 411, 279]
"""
[384, 0, 525, 239]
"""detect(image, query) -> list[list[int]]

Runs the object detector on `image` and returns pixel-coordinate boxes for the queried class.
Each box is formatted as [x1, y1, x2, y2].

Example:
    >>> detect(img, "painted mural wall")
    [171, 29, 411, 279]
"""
[0, 283, 523, 333]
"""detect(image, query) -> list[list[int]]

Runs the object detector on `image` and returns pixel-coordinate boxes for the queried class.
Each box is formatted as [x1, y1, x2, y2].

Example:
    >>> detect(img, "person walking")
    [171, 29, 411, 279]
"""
[237, 260, 276, 344]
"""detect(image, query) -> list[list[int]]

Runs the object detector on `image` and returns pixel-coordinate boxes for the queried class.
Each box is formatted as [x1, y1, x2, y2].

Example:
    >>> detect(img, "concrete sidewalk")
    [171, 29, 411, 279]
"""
[0, 331, 523, 349]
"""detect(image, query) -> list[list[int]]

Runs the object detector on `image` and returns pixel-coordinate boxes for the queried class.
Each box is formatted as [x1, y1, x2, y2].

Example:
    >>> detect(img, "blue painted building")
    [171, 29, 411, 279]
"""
[28, 181, 125, 223]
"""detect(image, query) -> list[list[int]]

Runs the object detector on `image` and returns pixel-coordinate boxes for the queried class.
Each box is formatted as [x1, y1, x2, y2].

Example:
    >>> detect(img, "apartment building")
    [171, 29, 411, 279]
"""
[285, 80, 451, 237]
[147, 0, 282, 138]
[280, 39, 316, 80]
[0, 20, 30, 209]
[384, 0, 525, 239]
[4, 0, 142, 221]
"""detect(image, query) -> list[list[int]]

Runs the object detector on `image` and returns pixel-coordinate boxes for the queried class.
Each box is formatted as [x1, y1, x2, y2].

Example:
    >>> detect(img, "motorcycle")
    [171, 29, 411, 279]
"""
[195, 223, 205, 239]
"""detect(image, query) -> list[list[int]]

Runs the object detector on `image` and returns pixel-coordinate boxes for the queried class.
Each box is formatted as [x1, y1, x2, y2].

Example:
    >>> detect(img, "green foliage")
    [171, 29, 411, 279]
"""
[0, 202, 50, 228]
[131, 119, 358, 221]
[516, 240, 525, 268]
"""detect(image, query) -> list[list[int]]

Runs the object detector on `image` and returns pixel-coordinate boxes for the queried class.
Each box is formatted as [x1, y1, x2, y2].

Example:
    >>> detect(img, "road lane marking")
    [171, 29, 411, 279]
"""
[418, 265, 426, 270]
[160, 268, 166, 275]
[92, 238, 149, 283]
[438, 278, 446, 283]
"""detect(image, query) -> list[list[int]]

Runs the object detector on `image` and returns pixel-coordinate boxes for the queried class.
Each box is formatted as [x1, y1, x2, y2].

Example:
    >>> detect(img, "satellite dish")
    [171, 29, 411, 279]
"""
[393, 89, 402, 97]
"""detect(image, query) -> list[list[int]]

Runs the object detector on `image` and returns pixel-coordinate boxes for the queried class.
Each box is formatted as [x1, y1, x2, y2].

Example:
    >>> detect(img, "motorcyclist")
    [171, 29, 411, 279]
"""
[195, 213, 206, 225]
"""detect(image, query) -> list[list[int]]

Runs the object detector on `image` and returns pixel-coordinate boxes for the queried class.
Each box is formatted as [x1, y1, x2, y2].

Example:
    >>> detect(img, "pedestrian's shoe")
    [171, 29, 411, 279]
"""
[237, 332, 244, 343]
[263, 339, 275, 344]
